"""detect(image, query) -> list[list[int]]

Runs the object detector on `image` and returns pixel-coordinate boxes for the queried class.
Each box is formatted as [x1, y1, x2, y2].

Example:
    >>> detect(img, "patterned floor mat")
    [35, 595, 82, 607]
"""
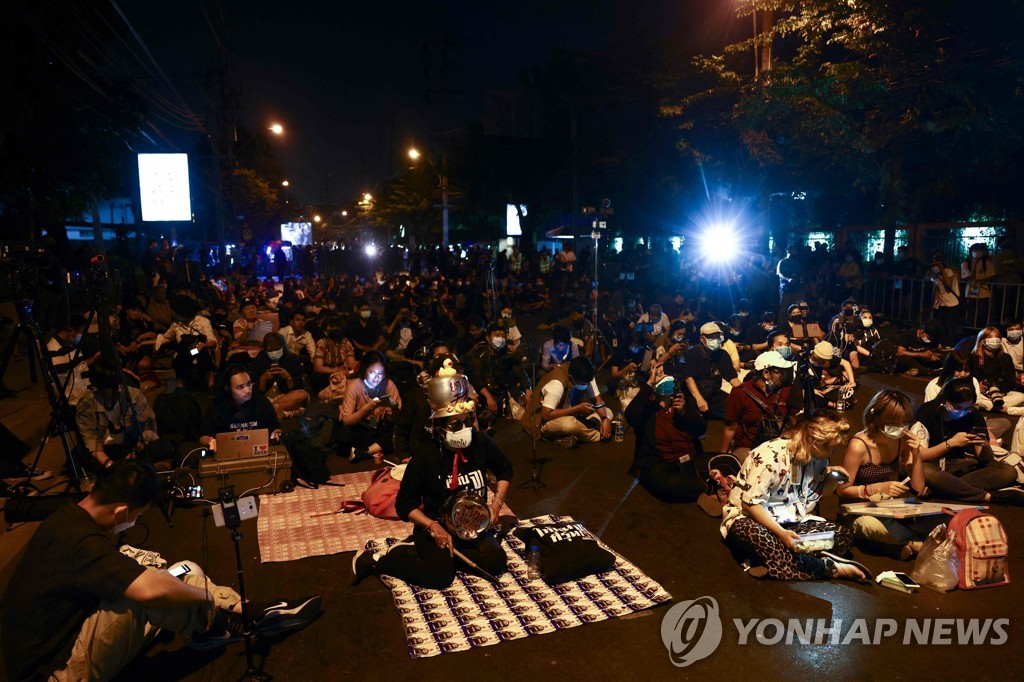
[368, 514, 673, 658]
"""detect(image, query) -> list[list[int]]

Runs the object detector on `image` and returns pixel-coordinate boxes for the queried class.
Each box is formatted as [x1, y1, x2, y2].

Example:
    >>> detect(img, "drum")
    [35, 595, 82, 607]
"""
[440, 489, 492, 541]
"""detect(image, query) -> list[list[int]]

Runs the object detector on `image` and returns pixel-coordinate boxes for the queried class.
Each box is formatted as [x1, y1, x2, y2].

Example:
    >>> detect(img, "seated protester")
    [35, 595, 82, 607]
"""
[384, 304, 419, 365]
[345, 299, 386, 359]
[766, 329, 795, 361]
[720, 412, 868, 582]
[279, 309, 317, 376]
[337, 351, 402, 462]
[145, 284, 174, 330]
[720, 322, 745, 377]
[394, 349, 470, 460]
[312, 315, 356, 394]
[453, 314, 486, 358]
[787, 302, 824, 345]
[682, 322, 740, 420]
[464, 323, 533, 428]
[924, 350, 992, 410]
[0, 459, 321, 681]
[651, 320, 689, 380]
[249, 332, 310, 420]
[635, 302, 670, 345]
[225, 298, 266, 365]
[529, 356, 612, 448]
[199, 364, 282, 450]
[540, 324, 582, 373]
[497, 307, 523, 354]
[911, 378, 1022, 505]
[850, 307, 881, 369]
[719, 351, 802, 462]
[47, 314, 99, 406]
[75, 359, 168, 469]
[1002, 319, 1023, 380]
[353, 388, 512, 589]
[824, 300, 861, 367]
[970, 325, 1024, 412]
[742, 312, 778, 352]
[154, 297, 218, 391]
[116, 300, 158, 374]
[895, 319, 944, 376]
[836, 390, 934, 559]
[625, 366, 707, 503]
[807, 341, 856, 399]
[608, 329, 649, 410]
[598, 305, 632, 361]
[729, 314, 759, 362]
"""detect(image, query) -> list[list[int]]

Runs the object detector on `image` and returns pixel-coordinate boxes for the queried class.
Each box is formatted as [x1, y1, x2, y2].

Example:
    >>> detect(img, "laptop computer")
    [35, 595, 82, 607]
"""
[215, 429, 270, 460]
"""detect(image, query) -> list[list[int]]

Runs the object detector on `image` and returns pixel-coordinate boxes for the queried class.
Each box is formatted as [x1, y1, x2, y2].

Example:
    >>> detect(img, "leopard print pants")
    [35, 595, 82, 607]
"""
[726, 518, 854, 581]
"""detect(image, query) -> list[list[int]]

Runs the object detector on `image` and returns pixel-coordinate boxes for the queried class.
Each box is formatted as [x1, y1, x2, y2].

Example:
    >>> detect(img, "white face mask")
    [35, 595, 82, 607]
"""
[984, 338, 1002, 351]
[112, 507, 137, 535]
[880, 425, 904, 440]
[862, 318, 873, 328]
[491, 338, 506, 351]
[1008, 330, 1023, 342]
[266, 349, 284, 361]
[444, 426, 472, 449]
[360, 310, 371, 319]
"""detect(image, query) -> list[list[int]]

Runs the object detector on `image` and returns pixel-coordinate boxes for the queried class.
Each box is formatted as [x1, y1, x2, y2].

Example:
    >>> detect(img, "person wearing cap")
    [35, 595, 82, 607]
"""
[624, 364, 707, 503]
[719, 350, 803, 461]
[523, 356, 611, 448]
[810, 341, 856, 388]
[681, 322, 740, 420]
[353, 381, 513, 588]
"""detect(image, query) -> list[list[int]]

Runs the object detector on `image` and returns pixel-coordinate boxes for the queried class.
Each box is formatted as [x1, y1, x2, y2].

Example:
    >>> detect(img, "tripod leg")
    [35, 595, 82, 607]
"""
[0, 325, 24, 396]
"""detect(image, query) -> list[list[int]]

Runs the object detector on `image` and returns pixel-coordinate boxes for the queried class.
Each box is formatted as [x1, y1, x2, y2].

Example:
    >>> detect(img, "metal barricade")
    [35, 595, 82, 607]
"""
[858, 277, 1024, 330]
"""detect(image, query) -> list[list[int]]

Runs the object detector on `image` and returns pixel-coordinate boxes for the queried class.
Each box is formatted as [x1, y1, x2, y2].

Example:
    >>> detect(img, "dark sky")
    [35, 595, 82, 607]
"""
[131, 0, 740, 206]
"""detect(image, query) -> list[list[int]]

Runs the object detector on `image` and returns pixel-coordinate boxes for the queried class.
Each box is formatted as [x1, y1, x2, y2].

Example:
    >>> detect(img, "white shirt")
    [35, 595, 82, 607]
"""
[929, 266, 960, 308]
[279, 325, 316, 357]
[1002, 338, 1023, 372]
[541, 378, 601, 411]
[637, 312, 671, 336]
[923, 376, 992, 411]
[155, 315, 217, 352]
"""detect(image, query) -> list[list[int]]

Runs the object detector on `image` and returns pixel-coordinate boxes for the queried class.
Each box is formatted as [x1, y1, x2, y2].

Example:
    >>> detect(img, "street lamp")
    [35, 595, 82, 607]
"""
[408, 146, 449, 248]
[269, 123, 284, 135]
[282, 180, 290, 187]
[363, 192, 373, 203]
[341, 210, 348, 217]
[313, 215, 321, 223]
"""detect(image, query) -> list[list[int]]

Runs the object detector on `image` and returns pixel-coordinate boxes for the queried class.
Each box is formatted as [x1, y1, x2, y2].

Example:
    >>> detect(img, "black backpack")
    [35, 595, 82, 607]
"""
[868, 338, 898, 375]
[283, 403, 337, 484]
[152, 390, 202, 444]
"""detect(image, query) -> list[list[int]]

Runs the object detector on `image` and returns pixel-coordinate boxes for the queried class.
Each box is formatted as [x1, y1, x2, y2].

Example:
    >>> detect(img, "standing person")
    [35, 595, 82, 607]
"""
[720, 412, 867, 582]
[961, 242, 996, 328]
[928, 252, 961, 345]
[719, 351, 802, 462]
[352, 382, 512, 589]
[337, 351, 402, 463]
[682, 323, 740, 420]
[836, 390, 931, 559]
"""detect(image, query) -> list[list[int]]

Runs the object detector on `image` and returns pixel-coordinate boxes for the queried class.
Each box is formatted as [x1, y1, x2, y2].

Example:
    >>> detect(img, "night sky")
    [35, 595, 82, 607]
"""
[131, 0, 739, 206]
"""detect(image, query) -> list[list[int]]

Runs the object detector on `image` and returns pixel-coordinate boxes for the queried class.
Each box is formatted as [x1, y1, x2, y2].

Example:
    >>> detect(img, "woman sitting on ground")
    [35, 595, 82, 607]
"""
[337, 351, 402, 462]
[970, 326, 1023, 412]
[199, 364, 282, 451]
[624, 365, 707, 503]
[836, 389, 932, 559]
[924, 350, 992, 409]
[720, 411, 868, 582]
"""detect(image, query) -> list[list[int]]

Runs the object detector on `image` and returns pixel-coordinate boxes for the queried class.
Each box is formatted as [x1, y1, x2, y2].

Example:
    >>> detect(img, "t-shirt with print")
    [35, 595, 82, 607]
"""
[201, 394, 281, 437]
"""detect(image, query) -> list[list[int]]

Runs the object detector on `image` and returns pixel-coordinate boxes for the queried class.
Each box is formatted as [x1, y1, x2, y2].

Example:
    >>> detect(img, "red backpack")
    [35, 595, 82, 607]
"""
[947, 509, 1010, 590]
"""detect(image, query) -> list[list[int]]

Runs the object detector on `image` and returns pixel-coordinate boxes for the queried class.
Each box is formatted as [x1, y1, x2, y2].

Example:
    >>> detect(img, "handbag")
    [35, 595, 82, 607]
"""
[360, 466, 402, 520]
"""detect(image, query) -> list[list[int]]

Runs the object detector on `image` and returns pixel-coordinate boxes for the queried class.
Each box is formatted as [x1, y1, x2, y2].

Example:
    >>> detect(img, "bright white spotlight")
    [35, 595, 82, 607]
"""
[699, 223, 738, 263]
[364, 244, 378, 257]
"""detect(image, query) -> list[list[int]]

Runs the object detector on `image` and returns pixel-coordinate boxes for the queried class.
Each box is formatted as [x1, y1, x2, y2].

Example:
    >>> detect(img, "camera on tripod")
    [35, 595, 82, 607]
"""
[212, 485, 259, 528]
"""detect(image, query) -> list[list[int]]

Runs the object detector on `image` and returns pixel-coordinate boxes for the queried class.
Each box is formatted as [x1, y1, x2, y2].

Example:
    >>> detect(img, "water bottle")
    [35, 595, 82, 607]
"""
[527, 543, 542, 581]
[613, 411, 625, 442]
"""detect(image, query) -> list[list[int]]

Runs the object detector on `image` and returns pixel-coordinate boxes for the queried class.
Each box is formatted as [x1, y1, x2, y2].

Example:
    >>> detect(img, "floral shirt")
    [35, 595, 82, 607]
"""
[315, 337, 354, 369]
[720, 438, 829, 539]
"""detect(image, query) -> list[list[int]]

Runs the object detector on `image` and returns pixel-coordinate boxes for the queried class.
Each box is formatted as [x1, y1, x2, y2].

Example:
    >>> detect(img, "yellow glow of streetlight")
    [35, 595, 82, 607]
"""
[281, 180, 290, 187]
[363, 193, 373, 202]
[341, 210, 348, 217]
[408, 148, 421, 160]
[313, 214, 321, 223]
[269, 123, 284, 135]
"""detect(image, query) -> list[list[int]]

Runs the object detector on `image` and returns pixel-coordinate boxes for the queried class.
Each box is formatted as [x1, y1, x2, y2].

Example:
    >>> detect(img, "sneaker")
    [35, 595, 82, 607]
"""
[554, 435, 578, 450]
[187, 609, 246, 650]
[3, 465, 54, 484]
[252, 595, 322, 637]
[991, 488, 1024, 506]
[351, 547, 379, 585]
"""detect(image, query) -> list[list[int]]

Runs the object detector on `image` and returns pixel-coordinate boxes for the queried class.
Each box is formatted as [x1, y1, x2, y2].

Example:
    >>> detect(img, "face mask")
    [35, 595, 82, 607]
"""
[880, 425, 904, 440]
[267, 349, 283, 361]
[502, 312, 511, 319]
[920, 335, 931, 344]
[73, 333, 83, 344]
[1008, 330, 1023, 342]
[490, 338, 506, 351]
[112, 507, 136, 535]
[984, 338, 1002, 351]
[574, 383, 590, 392]
[672, 335, 685, 344]
[705, 338, 722, 352]
[444, 426, 472, 449]
[360, 310, 371, 319]
[763, 374, 779, 392]
[776, 346, 792, 360]
[862, 318, 874, 328]
[944, 406, 970, 421]
[738, 311, 749, 317]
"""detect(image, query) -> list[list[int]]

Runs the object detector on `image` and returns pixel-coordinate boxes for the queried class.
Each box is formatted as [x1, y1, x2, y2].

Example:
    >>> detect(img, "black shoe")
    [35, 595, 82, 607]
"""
[351, 548, 379, 585]
[821, 552, 873, 584]
[252, 595, 322, 637]
[187, 609, 246, 650]
[991, 488, 1024, 506]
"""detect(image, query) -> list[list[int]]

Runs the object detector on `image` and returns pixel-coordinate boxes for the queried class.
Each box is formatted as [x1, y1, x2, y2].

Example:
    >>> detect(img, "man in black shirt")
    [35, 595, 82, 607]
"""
[1, 460, 322, 680]
[896, 319, 944, 376]
[683, 322, 740, 420]
[248, 332, 310, 419]
[344, 300, 385, 359]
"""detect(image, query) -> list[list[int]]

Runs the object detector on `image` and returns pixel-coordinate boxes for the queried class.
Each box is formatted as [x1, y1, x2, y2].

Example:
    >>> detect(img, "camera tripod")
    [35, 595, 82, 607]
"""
[517, 340, 549, 494]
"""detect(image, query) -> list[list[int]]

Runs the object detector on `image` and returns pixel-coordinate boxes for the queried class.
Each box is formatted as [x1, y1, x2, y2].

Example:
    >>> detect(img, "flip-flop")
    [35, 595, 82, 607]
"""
[821, 551, 873, 584]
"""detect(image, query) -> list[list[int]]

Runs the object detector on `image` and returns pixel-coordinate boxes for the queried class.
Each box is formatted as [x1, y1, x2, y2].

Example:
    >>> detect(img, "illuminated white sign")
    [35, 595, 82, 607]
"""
[138, 154, 192, 221]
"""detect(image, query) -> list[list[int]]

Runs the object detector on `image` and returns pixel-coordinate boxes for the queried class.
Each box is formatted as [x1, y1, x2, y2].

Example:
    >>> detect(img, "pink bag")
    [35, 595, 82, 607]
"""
[947, 508, 1010, 590]
[361, 467, 401, 520]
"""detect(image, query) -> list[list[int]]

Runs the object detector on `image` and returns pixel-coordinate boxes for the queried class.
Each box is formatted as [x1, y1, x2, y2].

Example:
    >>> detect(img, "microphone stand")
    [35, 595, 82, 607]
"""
[516, 339, 547, 494]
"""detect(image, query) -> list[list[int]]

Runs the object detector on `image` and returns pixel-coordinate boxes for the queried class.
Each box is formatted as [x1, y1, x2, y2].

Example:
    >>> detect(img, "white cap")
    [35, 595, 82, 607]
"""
[813, 341, 836, 361]
[700, 322, 722, 336]
[754, 350, 796, 371]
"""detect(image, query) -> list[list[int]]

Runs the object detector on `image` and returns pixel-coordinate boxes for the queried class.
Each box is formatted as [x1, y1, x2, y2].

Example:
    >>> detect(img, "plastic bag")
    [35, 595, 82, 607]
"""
[910, 524, 961, 592]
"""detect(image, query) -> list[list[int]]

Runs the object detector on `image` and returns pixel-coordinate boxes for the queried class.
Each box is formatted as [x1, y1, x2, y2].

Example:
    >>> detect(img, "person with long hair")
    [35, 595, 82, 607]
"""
[924, 350, 992, 409]
[337, 350, 401, 462]
[720, 412, 868, 582]
[970, 325, 1023, 411]
[836, 390, 933, 559]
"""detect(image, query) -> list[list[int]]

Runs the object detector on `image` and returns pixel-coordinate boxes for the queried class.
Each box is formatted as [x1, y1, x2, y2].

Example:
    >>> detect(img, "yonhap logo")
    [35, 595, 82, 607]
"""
[660, 596, 723, 667]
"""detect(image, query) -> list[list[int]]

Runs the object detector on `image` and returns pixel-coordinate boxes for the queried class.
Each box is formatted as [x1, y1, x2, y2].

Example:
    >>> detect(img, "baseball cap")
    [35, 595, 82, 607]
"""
[754, 350, 796, 371]
[700, 322, 722, 336]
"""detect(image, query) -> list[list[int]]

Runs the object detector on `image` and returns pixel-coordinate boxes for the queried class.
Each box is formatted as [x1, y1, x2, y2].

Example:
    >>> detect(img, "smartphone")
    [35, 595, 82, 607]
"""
[970, 426, 988, 441]
[378, 396, 392, 407]
[169, 564, 191, 579]
[899, 476, 911, 486]
[892, 572, 921, 589]
[827, 469, 849, 484]
[190, 347, 200, 356]
[591, 403, 606, 410]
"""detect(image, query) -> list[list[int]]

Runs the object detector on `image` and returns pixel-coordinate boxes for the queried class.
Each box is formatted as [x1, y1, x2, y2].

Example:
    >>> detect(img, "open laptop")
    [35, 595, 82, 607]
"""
[215, 429, 270, 460]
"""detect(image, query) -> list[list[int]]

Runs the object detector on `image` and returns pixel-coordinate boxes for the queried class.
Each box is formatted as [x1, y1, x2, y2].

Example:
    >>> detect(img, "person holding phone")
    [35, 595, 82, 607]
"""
[836, 390, 934, 559]
[523, 357, 612, 449]
[337, 351, 402, 463]
[912, 378, 1023, 505]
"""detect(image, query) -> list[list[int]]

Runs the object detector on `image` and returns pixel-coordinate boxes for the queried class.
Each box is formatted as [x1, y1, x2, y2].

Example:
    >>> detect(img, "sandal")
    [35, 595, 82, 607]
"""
[294, 478, 319, 490]
[821, 551, 873, 584]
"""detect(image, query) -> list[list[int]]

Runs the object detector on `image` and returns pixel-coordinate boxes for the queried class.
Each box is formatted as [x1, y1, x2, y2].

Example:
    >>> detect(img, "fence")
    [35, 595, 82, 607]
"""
[859, 277, 1024, 329]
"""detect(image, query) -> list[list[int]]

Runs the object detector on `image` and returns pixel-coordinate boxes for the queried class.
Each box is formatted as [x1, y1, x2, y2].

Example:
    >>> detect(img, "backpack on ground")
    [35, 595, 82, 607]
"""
[152, 390, 202, 444]
[947, 508, 1010, 590]
[868, 338, 898, 375]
